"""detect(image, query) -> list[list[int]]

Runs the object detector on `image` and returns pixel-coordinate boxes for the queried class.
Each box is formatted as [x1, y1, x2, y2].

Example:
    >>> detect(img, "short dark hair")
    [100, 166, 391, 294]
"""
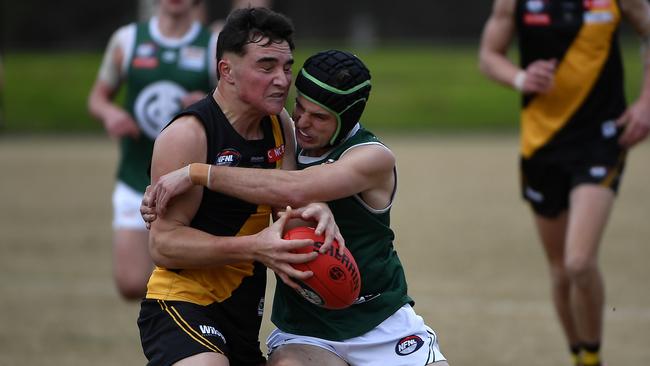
[216, 7, 295, 77]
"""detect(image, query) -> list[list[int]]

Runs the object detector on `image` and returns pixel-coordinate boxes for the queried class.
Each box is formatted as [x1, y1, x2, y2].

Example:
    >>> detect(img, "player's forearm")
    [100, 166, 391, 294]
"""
[637, 38, 650, 103]
[87, 82, 118, 122]
[149, 223, 255, 269]
[207, 165, 311, 208]
[623, 0, 650, 100]
[479, 49, 523, 91]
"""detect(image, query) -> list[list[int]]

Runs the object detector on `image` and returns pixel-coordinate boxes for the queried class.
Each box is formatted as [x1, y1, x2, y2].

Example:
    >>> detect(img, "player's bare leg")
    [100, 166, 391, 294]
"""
[268, 344, 348, 366]
[172, 352, 230, 365]
[113, 229, 153, 300]
[534, 212, 582, 349]
[565, 184, 614, 365]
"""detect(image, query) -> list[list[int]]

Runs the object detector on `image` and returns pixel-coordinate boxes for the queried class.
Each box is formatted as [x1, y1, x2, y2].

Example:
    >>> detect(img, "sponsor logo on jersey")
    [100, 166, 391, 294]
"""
[179, 46, 207, 71]
[584, 0, 611, 10]
[526, 0, 546, 13]
[214, 149, 242, 167]
[161, 50, 177, 64]
[583, 10, 613, 24]
[134, 80, 187, 139]
[395, 335, 424, 356]
[133, 57, 159, 69]
[133, 43, 158, 69]
[199, 325, 226, 343]
[590, 166, 607, 178]
[267, 144, 285, 163]
[250, 156, 266, 163]
[136, 42, 156, 57]
[524, 0, 551, 26]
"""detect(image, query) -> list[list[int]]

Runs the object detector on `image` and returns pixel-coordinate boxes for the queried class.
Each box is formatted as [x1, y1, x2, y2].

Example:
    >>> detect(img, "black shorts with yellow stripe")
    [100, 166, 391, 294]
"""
[138, 299, 265, 366]
[520, 153, 626, 218]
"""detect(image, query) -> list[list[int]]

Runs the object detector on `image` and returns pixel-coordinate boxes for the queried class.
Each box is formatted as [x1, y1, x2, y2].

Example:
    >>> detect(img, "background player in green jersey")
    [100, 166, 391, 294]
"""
[479, 0, 650, 365]
[87, 0, 216, 300]
[140, 50, 449, 366]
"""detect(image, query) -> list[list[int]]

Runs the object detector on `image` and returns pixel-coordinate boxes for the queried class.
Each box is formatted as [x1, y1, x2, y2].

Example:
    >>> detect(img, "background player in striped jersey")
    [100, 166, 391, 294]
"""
[479, 0, 650, 365]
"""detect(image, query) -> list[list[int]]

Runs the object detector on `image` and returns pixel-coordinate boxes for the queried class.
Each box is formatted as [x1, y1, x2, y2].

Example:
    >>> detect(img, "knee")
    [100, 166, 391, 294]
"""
[564, 256, 597, 283]
[114, 276, 147, 300]
[548, 262, 571, 286]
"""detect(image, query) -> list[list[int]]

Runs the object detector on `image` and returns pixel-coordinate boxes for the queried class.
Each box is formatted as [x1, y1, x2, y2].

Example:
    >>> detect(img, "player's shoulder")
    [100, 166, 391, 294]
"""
[340, 134, 395, 169]
[157, 115, 206, 149]
[107, 23, 137, 50]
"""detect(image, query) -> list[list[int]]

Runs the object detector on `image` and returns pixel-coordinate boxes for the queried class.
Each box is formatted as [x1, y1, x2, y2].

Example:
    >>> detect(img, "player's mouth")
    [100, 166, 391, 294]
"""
[296, 128, 312, 141]
[268, 91, 286, 100]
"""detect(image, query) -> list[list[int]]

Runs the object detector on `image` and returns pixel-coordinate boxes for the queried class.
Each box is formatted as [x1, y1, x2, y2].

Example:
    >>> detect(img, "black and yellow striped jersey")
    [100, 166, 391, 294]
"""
[145, 94, 286, 306]
[516, 0, 626, 163]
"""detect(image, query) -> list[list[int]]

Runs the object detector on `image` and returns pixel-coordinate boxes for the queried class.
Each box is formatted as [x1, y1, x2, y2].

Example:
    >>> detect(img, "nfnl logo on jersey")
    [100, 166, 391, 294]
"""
[267, 144, 285, 163]
[523, 0, 550, 26]
[214, 149, 242, 167]
[395, 335, 424, 356]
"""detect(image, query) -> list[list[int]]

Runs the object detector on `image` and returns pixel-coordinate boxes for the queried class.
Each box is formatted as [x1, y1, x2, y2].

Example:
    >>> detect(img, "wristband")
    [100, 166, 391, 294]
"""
[513, 71, 526, 92]
[189, 163, 210, 188]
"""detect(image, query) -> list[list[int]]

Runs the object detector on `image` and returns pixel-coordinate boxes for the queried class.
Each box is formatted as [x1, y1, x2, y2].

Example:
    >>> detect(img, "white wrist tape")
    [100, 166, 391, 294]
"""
[513, 71, 527, 92]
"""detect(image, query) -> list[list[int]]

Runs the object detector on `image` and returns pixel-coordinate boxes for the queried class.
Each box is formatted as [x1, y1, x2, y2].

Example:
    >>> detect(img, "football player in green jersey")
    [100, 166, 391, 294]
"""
[88, 0, 216, 300]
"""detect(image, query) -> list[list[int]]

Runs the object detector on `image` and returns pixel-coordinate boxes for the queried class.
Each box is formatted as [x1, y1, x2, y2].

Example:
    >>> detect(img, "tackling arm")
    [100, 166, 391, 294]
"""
[156, 143, 396, 213]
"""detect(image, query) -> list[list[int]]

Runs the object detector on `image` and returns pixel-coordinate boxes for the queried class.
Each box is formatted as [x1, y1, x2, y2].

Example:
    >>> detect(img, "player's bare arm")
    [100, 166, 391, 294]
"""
[148, 115, 316, 280]
[87, 28, 140, 138]
[617, 0, 650, 147]
[479, 0, 556, 94]
[151, 143, 395, 214]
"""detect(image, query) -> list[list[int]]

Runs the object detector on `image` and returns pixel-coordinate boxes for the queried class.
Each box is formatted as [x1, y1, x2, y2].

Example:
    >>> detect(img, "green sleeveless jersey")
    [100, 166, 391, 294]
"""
[119, 19, 213, 192]
[271, 125, 413, 341]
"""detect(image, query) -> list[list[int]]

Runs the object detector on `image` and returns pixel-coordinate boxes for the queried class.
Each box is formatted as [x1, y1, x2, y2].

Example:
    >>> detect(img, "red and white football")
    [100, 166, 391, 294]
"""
[284, 226, 361, 310]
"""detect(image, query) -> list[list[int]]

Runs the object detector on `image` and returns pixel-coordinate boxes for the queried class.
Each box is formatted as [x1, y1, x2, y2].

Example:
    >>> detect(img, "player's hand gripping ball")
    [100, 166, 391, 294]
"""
[284, 226, 361, 310]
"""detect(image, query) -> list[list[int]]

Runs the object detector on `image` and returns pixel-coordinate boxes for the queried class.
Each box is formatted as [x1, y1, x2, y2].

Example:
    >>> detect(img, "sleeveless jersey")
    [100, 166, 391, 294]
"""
[516, 0, 626, 162]
[119, 18, 214, 193]
[271, 125, 413, 341]
[145, 95, 286, 308]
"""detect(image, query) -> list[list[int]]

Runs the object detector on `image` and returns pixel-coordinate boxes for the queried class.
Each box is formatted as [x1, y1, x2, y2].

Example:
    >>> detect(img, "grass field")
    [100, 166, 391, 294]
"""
[2, 41, 644, 133]
[1, 135, 649, 365]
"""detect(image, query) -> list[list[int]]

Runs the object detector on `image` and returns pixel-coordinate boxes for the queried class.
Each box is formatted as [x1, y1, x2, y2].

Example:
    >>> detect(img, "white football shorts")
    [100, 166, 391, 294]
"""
[267, 304, 446, 365]
[112, 181, 147, 230]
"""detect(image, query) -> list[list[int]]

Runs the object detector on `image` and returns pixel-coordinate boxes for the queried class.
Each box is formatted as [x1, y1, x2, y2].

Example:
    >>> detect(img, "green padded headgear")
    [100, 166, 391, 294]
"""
[294, 50, 371, 146]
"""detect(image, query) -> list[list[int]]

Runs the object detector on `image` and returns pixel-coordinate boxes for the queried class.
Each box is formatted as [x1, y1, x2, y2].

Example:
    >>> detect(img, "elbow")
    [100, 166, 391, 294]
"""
[148, 230, 176, 268]
[478, 51, 491, 77]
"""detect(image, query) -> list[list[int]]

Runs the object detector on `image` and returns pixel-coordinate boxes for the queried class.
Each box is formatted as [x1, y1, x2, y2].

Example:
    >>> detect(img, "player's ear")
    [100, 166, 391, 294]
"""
[218, 58, 234, 84]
